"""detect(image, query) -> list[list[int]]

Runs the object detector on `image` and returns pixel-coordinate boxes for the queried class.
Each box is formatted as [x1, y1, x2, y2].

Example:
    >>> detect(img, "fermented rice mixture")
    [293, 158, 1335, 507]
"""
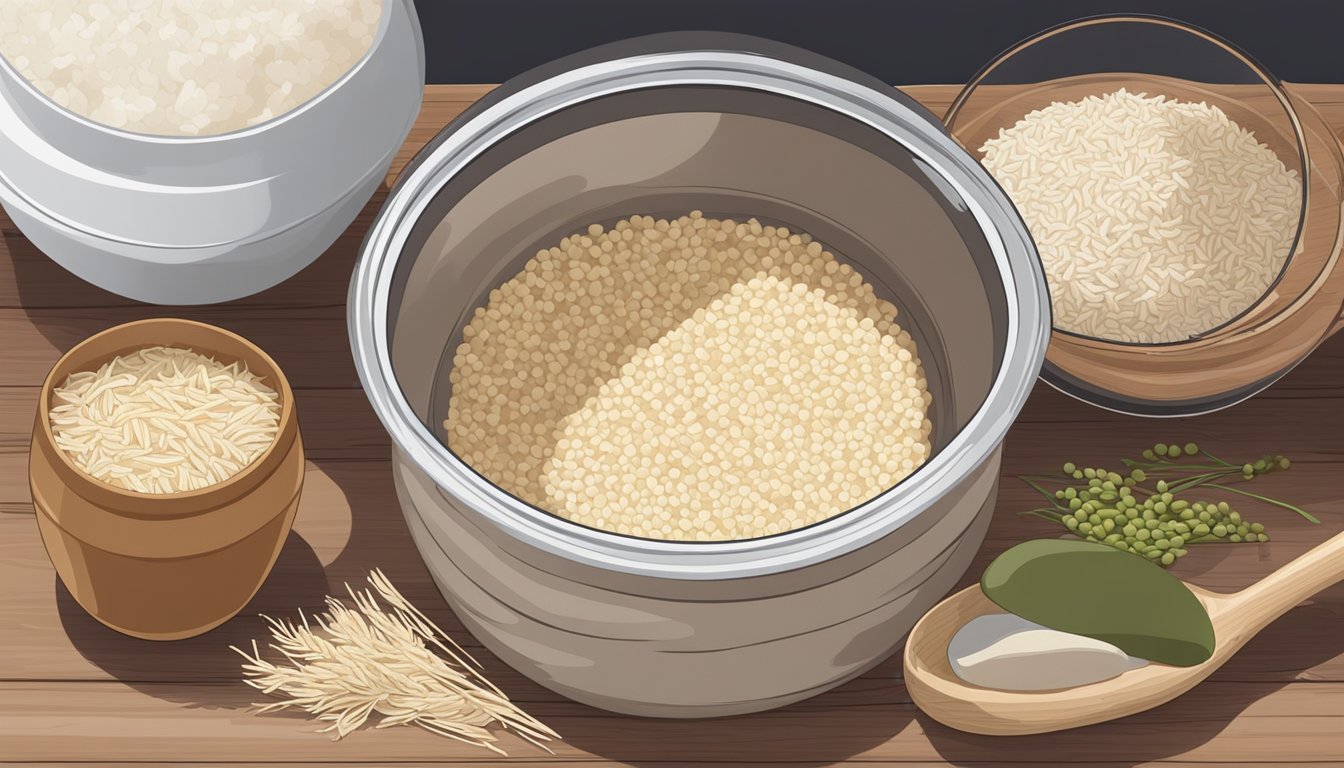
[979, 88, 1302, 343]
[50, 346, 281, 493]
[445, 212, 932, 541]
[0, 0, 382, 136]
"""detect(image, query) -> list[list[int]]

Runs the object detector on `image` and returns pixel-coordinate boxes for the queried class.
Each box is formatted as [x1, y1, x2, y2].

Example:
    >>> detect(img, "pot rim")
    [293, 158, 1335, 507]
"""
[34, 318, 299, 515]
[350, 35, 1051, 579]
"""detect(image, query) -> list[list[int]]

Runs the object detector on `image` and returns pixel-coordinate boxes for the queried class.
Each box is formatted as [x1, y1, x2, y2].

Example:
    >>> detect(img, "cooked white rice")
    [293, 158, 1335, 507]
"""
[0, 0, 382, 136]
[979, 88, 1302, 343]
[541, 274, 932, 540]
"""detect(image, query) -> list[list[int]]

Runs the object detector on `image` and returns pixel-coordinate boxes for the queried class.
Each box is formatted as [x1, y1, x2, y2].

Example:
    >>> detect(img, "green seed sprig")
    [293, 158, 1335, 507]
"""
[1019, 443, 1318, 568]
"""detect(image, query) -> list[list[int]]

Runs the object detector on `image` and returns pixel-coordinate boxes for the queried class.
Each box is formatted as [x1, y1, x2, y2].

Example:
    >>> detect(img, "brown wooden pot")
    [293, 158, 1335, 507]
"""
[29, 319, 304, 640]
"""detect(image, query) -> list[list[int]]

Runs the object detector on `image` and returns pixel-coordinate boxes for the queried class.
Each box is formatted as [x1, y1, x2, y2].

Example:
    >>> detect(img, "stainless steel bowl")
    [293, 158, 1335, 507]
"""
[350, 34, 1050, 717]
[0, 0, 424, 304]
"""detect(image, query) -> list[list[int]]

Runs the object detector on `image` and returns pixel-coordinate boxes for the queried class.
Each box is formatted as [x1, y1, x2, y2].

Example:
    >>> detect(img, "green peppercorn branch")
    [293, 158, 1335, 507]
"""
[1120, 442, 1317, 522]
[1018, 442, 1318, 568]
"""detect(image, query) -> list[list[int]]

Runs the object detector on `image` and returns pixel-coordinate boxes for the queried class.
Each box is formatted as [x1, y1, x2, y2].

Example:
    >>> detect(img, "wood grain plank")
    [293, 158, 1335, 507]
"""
[5, 323, 1344, 454]
[3, 680, 1344, 764]
[2, 82, 1344, 765]
[0, 86, 494, 311]
[4, 427, 1344, 689]
[14, 765, 1344, 768]
[3, 346, 1344, 684]
[0, 307, 356, 389]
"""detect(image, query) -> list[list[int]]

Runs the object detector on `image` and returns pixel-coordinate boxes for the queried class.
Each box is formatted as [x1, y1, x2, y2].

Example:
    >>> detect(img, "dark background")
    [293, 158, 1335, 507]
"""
[415, 0, 1343, 85]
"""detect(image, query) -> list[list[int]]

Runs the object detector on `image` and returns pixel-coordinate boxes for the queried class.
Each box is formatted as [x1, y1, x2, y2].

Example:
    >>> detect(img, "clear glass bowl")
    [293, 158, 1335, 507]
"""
[946, 15, 1344, 415]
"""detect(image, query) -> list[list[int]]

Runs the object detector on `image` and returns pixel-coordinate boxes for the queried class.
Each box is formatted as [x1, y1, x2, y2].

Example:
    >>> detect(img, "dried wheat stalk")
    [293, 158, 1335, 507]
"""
[232, 569, 558, 755]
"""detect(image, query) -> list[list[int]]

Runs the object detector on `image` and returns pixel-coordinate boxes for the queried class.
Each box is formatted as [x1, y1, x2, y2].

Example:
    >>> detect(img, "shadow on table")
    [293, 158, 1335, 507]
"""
[921, 579, 1344, 767]
[554, 660, 913, 768]
[55, 530, 330, 713]
[52, 454, 433, 717]
[42, 377, 1344, 762]
[561, 711, 913, 768]
[307, 455, 444, 600]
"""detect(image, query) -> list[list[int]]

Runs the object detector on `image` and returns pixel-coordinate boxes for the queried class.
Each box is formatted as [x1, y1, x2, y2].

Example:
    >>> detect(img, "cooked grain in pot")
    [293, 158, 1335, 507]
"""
[444, 212, 932, 541]
[978, 88, 1302, 344]
[50, 346, 281, 493]
[543, 274, 931, 540]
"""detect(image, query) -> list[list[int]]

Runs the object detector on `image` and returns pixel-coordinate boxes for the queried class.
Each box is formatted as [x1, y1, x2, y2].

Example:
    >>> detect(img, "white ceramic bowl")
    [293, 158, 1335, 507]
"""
[0, 0, 425, 305]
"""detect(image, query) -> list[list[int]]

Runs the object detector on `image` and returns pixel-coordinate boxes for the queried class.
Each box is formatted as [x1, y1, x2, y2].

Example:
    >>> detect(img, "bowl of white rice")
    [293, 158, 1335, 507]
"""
[946, 15, 1344, 415]
[0, 0, 424, 304]
[350, 34, 1050, 717]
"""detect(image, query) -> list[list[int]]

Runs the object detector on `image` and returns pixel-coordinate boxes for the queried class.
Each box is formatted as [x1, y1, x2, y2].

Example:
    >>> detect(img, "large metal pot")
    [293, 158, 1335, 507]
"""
[350, 34, 1049, 717]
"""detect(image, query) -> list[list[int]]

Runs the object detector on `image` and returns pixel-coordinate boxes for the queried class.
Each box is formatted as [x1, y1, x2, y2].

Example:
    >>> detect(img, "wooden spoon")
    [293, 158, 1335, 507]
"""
[903, 530, 1344, 735]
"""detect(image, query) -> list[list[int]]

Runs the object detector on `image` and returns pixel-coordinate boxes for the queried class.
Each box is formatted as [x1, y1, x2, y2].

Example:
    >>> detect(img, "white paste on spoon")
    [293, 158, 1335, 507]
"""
[948, 613, 1148, 691]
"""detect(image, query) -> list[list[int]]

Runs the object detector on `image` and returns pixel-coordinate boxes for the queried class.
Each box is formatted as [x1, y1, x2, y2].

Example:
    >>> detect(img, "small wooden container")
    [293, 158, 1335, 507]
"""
[29, 319, 304, 640]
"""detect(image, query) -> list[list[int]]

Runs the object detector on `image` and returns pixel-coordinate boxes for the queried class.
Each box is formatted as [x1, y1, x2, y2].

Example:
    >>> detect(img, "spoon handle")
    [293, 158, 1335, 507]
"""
[1220, 528, 1344, 638]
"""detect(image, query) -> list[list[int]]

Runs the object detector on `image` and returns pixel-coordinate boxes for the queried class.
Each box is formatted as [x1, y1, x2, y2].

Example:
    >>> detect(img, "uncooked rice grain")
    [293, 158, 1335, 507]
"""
[0, 0, 382, 136]
[979, 88, 1302, 343]
[49, 345, 281, 493]
[444, 212, 933, 541]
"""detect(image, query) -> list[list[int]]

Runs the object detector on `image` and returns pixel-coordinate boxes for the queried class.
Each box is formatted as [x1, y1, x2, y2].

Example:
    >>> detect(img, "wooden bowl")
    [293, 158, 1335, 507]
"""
[949, 72, 1344, 414]
[944, 15, 1344, 414]
[28, 319, 304, 640]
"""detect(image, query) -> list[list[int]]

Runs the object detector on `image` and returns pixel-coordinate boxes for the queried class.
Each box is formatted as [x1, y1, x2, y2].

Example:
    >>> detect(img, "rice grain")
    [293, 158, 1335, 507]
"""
[49, 346, 281, 493]
[979, 88, 1302, 343]
[0, 0, 382, 136]
[445, 212, 932, 541]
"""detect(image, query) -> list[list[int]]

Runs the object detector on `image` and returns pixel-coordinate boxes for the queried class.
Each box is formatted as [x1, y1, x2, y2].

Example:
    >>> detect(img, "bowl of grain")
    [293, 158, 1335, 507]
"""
[350, 34, 1050, 716]
[0, 0, 424, 304]
[29, 319, 303, 640]
[946, 15, 1344, 415]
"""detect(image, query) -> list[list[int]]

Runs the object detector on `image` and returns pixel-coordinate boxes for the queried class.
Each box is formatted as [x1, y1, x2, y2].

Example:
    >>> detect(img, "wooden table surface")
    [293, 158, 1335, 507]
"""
[4, 84, 1344, 767]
